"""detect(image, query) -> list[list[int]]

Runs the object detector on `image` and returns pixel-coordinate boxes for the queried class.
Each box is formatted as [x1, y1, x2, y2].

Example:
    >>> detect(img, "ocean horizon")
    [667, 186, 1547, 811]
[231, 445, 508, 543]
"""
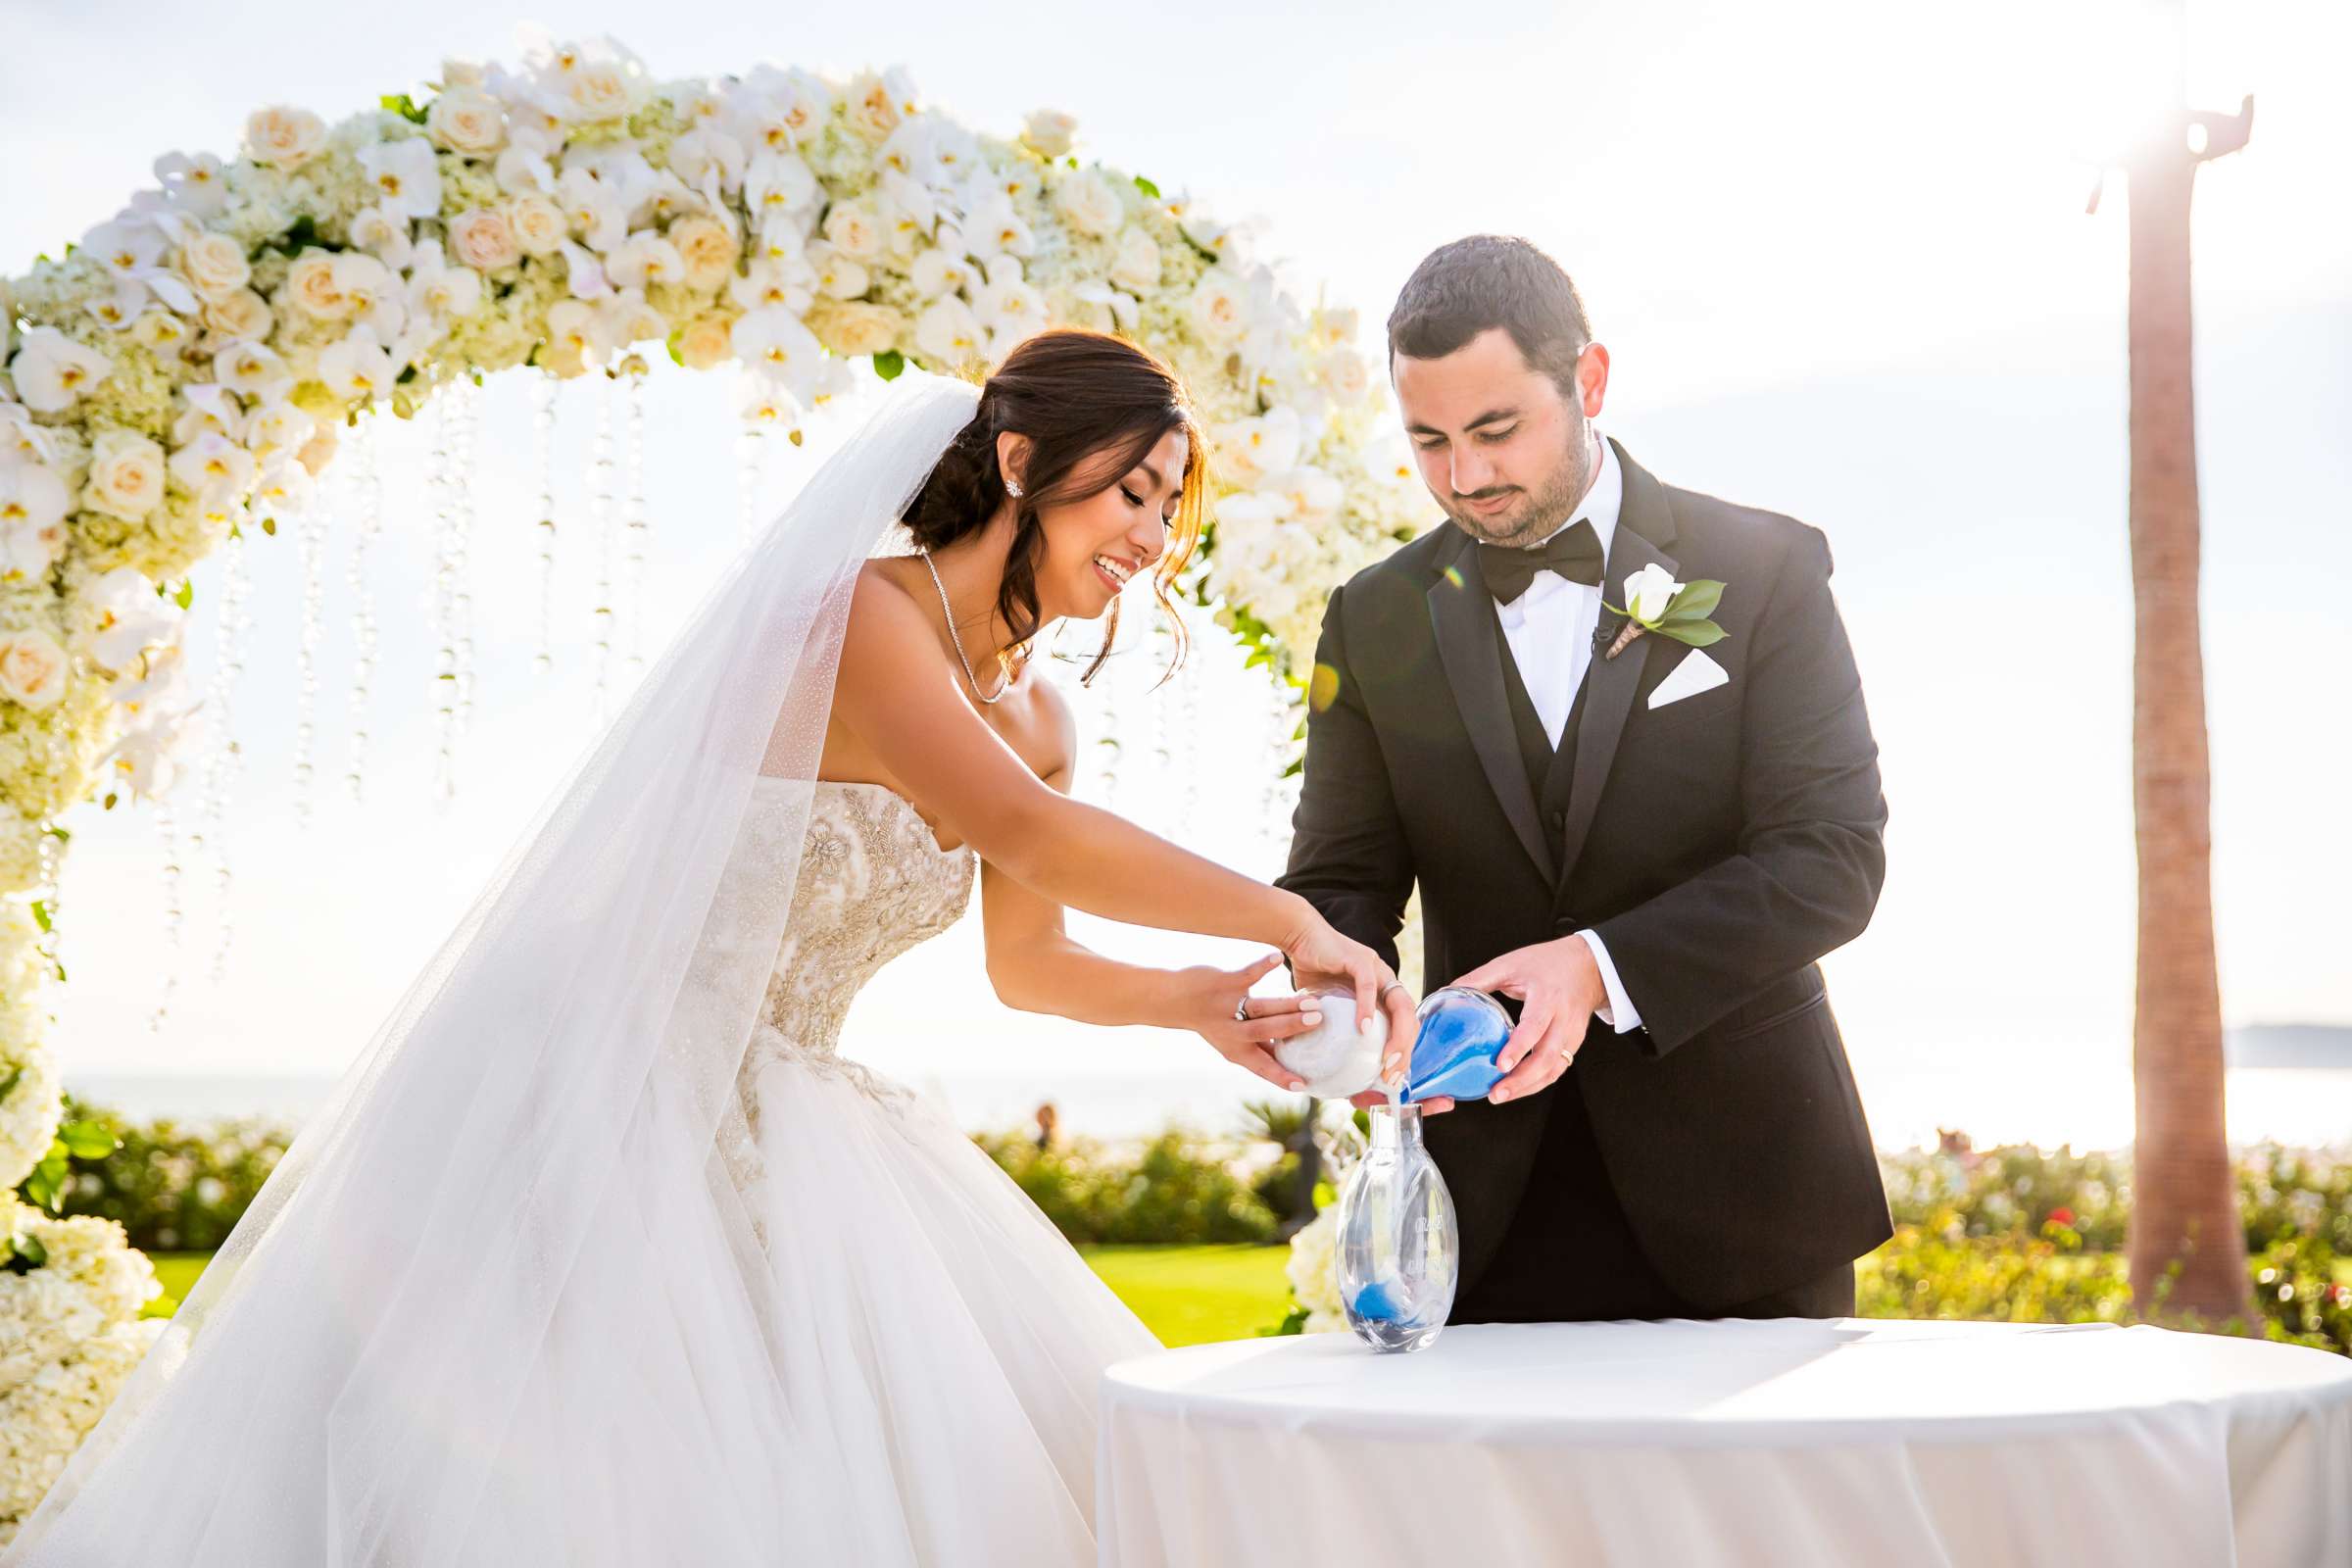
[65, 1056, 2352, 1155]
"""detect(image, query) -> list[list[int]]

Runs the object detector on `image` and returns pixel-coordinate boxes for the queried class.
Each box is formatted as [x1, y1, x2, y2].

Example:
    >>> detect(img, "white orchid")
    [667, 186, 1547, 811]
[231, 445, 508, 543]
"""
[558, 240, 612, 301]
[1216, 405, 1304, 490]
[357, 136, 443, 220]
[80, 566, 178, 673]
[212, 338, 290, 400]
[910, 243, 974, 301]
[728, 257, 815, 317]
[8, 327, 111, 414]
[959, 191, 1034, 265]
[82, 279, 149, 332]
[744, 152, 819, 224]
[153, 150, 230, 220]
[913, 296, 985, 366]
[349, 203, 417, 269]
[665, 126, 747, 196]
[0, 465, 70, 581]
[172, 382, 248, 445]
[603, 230, 685, 291]
[101, 705, 201, 800]
[167, 430, 258, 505]
[317, 325, 398, 403]
[731, 306, 825, 401]
[108, 639, 189, 720]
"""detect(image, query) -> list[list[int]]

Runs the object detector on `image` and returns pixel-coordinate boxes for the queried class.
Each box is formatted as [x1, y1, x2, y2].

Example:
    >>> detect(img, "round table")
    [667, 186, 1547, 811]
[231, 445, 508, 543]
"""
[1096, 1318, 2352, 1567]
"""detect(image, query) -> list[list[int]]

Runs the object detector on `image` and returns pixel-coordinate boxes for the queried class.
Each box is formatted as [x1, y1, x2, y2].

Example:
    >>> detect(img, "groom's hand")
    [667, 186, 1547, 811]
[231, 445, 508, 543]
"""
[1450, 937, 1607, 1103]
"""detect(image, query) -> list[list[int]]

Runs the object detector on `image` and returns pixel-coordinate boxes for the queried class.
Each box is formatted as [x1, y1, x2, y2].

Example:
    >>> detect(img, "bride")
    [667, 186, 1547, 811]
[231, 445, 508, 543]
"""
[4, 329, 1415, 1565]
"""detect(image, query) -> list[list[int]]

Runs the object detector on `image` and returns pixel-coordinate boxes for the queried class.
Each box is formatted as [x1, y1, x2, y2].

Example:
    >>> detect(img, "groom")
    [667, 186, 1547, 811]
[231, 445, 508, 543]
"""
[1279, 236, 1892, 1321]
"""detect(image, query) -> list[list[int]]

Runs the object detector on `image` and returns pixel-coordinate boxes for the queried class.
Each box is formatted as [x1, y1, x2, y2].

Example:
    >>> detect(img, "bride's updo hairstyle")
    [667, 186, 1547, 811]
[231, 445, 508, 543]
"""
[901, 328, 1207, 684]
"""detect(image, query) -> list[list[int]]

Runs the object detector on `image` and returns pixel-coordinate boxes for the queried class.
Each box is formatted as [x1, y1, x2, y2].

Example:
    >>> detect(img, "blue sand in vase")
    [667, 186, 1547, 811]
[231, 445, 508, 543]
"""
[1349, 1278, 1410, 1323]
[1403, 987, 1513, 1104]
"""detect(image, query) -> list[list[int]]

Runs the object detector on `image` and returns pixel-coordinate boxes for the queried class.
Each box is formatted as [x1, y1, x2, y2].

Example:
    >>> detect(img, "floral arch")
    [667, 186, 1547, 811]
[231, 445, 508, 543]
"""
[0, 34, 1427, 1525]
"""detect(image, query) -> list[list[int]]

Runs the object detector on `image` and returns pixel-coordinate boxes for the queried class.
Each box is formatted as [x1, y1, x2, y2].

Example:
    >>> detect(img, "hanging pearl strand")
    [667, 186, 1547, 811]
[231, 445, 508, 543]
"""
[427, 389, 459, 803]
[289, 425, 332, 825]
[589, 373, 618, 728]
[341, 407, 378, 805]
[150, 797, 184, 1032]
[531, 375, 558, 676]
[200, 517, 254, 982]
[448, 375, 481, 762]
[621, 358, 650, 677]
[735, 419, 763, 553]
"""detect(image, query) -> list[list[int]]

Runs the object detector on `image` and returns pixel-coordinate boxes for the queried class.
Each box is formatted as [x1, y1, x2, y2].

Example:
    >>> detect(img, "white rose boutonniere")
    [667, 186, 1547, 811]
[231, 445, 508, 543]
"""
[1602, 563, 1726, 661]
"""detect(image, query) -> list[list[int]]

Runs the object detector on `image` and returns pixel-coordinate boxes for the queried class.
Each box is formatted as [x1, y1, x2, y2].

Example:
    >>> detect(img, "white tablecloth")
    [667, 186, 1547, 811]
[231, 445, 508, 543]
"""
[1097, 1318, 2352, 1567]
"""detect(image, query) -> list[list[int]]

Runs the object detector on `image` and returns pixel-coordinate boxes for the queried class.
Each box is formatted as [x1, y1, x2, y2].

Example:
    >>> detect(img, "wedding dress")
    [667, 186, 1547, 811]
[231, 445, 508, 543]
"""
[2, 371, 1161, 1565]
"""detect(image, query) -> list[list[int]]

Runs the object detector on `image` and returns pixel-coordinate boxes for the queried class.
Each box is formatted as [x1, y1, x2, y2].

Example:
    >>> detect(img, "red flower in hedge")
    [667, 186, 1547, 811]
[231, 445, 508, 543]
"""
[2047, 1206, 2076, 1228]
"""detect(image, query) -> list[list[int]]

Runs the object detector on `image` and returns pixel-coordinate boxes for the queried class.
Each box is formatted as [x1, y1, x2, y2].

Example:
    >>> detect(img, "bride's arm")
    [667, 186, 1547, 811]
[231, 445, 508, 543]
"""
[834, 569, 1414, 1055]
[974, 704, 1322, 1092]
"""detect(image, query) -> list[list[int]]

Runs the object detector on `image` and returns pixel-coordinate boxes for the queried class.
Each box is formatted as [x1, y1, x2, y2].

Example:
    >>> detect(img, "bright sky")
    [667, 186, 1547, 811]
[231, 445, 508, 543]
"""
[8, 0, 2348, 1149]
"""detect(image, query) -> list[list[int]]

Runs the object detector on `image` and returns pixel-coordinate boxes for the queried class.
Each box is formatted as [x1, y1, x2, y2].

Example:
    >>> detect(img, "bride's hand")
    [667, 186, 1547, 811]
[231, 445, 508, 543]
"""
[1280, 906, 1418, 1090]
[1180, 954, 1319, 1093]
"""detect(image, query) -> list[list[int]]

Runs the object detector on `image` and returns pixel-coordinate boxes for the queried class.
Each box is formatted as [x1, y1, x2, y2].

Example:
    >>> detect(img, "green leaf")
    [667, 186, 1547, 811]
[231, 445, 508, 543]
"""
[173, 579, 194, 610]
[0, 1065, 22, 1102]
[1065, 155, 1079, 170]
[6, 1234, 47, 1272]
[261, 516, 277, 536]
[52, 962, 65, 982]
[1657, 619, 1728, 648]
[1661, 579, 1725, 623]
[42, 825, 68, 843]
[872, 349, 906, 381]
[379, 92, 429, 125]
[28, 902, 50, 934]
[1134, 174, 1161, 199]
[58, 1121, 117, 1159]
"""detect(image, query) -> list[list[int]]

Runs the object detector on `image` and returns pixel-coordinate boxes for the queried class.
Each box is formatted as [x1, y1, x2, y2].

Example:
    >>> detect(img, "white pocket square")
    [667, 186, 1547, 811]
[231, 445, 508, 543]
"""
[1647, 648, 1730, 710]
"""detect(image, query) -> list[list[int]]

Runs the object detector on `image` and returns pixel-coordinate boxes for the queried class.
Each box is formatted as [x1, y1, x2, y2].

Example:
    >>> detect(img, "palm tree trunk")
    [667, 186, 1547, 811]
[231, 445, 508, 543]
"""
[2122, 112, 2251, 1324]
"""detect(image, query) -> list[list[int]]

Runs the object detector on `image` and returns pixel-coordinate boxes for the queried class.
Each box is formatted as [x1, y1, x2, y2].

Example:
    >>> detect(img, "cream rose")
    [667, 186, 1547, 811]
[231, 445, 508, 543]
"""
[844, 73, 903, 140]
[426, 84, 507, 155]
[284, 249, 352, 320]
[1109, 227, 1161, 294]
[242, 106, 325, 171]
[446, 208, 521, 272]
[667, 218, 738, 292]
[295, 424, 339, 476]
[179, 232, 251, 302]
[566, 62, 640, 122]
[0, 629, 68, 710]
[202, 286, 274, 342]
[508, 195, 567, 256]
[1052, 171, 1123, 238]
[675, 313, 737, 371]
[1021, 110, 1077, 159]
[821, 203, 884, 261]
[82, 430, 168, 521]
[814, 303, 904, 359]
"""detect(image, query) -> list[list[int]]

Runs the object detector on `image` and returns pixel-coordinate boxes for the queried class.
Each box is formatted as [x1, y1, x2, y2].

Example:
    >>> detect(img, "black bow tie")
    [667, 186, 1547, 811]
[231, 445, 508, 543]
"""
[1476, 518, 1603, 605]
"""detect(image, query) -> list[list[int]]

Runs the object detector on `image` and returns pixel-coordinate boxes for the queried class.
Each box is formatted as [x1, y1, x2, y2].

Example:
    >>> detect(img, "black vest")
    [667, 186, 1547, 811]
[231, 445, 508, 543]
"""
[1490, 600, 1591, 863]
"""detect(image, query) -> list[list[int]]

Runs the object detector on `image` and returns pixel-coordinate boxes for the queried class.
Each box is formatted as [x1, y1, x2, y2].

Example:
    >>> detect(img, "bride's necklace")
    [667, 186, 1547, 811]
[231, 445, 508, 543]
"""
[919, 548, 1013, 706]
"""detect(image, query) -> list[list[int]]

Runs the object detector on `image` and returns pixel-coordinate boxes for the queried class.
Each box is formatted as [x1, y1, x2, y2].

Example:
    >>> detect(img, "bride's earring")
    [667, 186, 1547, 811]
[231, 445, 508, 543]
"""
[1005, 479, 1024, 499]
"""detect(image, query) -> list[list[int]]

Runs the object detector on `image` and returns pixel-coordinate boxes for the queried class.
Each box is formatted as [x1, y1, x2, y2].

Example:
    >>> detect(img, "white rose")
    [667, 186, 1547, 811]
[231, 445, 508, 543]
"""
[425, 84, 506, 155]
[814, 302, 904, 359]
[242, 106, 325, 171]
[565, 61, 643, 122]
[1187, 268, 1251, 344]
[1108, 227, 1160, 294]
[666, 217, 738, 292]
[0, 629, 69, 710]
[821, 203, 884, 261]
[1052, 171, 1123, 238]
[1316, 345, 1370, 406]
[178, 232, 251, 302]
[8, 327, 111, 414]
[675, 313, 736, 371]
[1621, 564, 1685, 625]
[202, 286, 272, 340]
[507, 194, 567, 256]
[446, 208, 521, 272]
[283, 249, 352, 320]
[82, 430, 167, 520]
[1021, 109, 1077, 159]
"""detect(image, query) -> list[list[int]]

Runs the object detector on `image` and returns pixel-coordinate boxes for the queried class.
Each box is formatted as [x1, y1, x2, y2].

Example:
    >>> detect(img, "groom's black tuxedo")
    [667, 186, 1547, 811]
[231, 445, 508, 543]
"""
[1279, 439, 1892, 1318]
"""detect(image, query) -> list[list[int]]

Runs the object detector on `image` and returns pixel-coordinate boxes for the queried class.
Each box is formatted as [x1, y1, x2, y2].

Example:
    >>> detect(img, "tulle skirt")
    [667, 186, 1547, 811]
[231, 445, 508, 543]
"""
[4, 1051, 1157, 1565]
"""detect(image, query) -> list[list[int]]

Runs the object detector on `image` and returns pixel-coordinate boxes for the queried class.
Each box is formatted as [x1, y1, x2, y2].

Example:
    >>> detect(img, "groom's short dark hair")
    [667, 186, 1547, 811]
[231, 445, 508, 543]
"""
[1388, 236, 1592, 396]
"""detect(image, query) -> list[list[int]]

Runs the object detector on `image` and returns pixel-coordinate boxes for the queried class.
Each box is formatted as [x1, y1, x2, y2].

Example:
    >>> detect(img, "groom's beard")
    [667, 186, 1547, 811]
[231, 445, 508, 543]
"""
[1442, 424, 1597, 549]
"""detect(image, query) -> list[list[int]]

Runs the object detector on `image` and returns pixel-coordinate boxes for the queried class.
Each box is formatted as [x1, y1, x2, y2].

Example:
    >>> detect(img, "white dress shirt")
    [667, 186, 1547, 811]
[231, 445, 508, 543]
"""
[1490, 431, 1642, 1036]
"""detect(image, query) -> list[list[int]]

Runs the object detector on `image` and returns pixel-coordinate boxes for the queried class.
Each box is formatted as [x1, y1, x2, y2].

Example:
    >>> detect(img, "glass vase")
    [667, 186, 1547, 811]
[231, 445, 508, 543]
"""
[1334, 1101, 1457, 1352]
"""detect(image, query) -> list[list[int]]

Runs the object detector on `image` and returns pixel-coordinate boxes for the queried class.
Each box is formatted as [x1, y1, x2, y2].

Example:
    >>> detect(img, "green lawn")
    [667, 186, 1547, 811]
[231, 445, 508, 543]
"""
[145, 1247, 1293, 1348]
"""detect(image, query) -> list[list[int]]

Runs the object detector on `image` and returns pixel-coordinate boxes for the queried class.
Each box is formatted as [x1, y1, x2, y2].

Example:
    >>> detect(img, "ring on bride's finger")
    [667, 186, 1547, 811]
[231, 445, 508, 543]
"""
[1378, 981, 1405, 1002]
[1232, 995, 1251, 1024]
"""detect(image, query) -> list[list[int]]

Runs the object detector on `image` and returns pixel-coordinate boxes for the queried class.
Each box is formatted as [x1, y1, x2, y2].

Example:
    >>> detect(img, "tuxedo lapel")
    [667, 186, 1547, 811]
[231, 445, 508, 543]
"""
[1427, 529, 1554, 882]
[1553, 441, 1681, 891]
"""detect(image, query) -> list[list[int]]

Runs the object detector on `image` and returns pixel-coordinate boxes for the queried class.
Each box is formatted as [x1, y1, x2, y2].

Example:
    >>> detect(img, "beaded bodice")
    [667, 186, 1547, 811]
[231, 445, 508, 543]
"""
[753, 777, 977, 1058]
